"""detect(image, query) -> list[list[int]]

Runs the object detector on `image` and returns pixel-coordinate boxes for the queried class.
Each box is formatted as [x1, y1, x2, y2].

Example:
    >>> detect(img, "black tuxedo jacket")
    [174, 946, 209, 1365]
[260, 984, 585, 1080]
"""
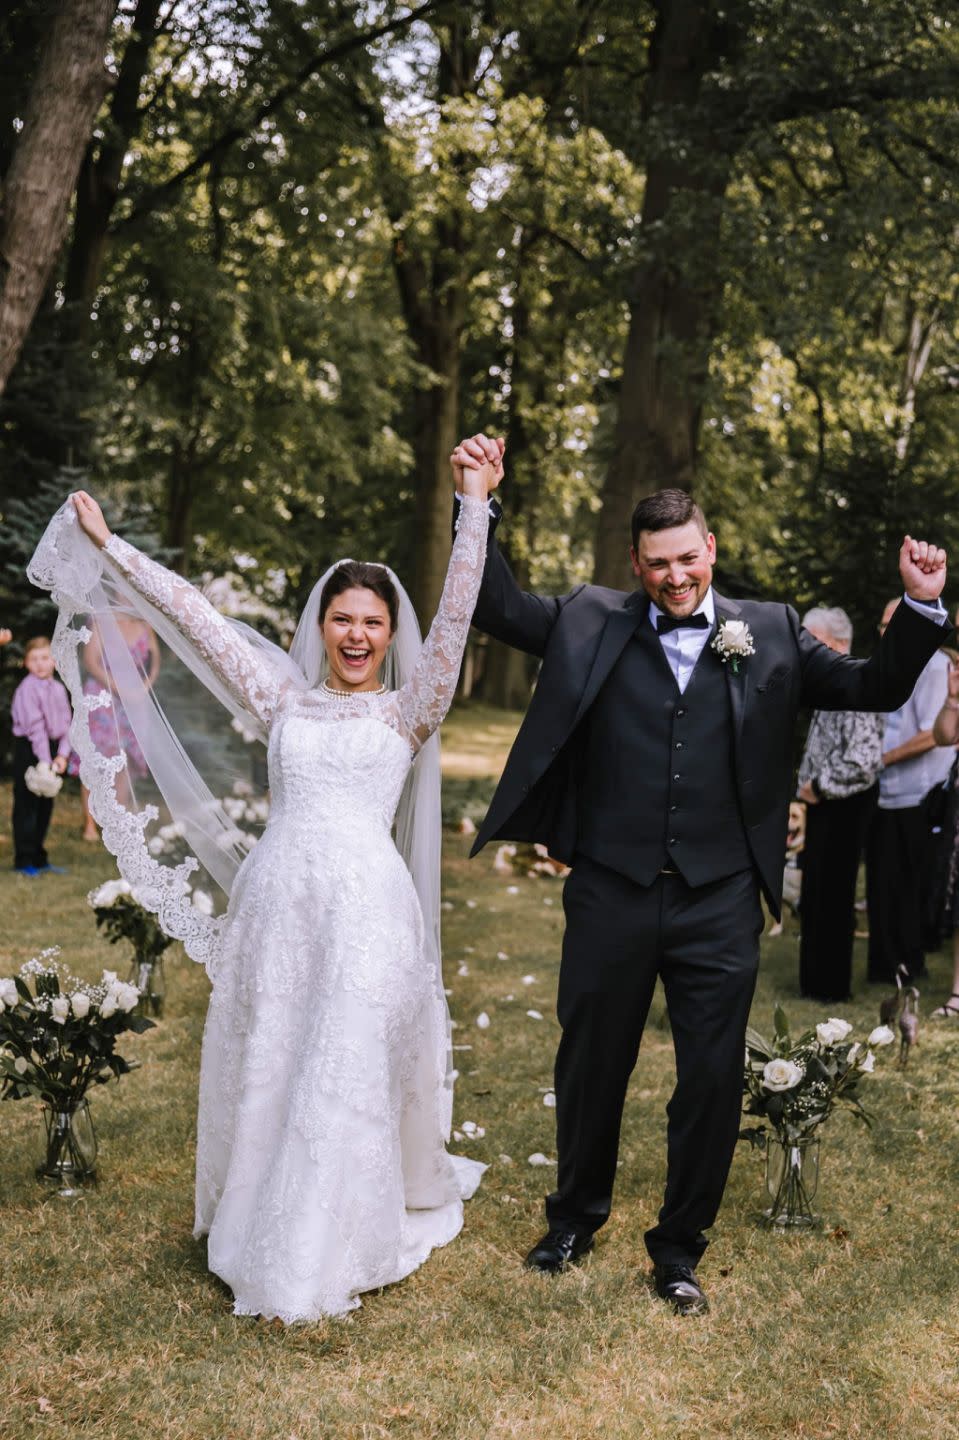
[464, 501, 949, 916]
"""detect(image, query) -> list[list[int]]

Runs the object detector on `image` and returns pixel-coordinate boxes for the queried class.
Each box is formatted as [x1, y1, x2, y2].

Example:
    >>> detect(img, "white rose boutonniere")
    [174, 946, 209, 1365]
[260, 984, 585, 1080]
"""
[712, 618, 755, 673]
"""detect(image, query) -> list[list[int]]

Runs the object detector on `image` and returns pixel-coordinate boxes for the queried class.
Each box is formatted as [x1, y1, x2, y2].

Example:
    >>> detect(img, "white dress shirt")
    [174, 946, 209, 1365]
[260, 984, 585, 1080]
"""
[648, 589, 716, 694]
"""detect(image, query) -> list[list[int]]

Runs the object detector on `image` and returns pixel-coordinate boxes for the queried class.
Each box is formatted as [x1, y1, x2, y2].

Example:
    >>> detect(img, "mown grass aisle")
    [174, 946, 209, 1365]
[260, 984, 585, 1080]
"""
[0, 706, 957, 1439]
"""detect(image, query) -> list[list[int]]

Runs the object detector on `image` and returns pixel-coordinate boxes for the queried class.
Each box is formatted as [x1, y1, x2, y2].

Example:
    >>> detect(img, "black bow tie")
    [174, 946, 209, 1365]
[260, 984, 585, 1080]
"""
[656, 611, 710, 635]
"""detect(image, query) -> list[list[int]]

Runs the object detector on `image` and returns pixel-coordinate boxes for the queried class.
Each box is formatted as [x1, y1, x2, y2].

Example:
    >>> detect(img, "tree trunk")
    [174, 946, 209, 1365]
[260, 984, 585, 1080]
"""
[0, 0, 117, 395]
[410, 311, 464, 624]
[64, 0, 164, 315]
[593, 0, 734, 587]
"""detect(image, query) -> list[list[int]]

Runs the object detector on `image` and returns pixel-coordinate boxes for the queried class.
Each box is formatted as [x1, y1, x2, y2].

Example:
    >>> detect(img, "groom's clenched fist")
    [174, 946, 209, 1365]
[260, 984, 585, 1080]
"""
[899, 534, 947, 603]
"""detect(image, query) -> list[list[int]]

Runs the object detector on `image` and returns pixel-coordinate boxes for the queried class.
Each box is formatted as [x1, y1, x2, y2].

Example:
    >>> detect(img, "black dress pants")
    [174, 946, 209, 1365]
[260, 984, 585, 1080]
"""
[866, 804, 928, 983]
[798, 784, 877, 1002]
[546, 857, 763, 1269]
[12, 736, 53, 870]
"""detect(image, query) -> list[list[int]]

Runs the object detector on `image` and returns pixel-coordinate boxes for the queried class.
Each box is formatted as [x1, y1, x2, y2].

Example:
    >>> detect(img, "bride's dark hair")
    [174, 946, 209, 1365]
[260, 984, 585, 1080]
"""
[319, 562, 399, 633]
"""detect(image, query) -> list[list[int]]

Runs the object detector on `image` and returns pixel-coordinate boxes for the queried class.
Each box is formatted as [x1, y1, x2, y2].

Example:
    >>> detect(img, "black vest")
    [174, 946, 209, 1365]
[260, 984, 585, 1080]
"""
[577, 617, 752, 886]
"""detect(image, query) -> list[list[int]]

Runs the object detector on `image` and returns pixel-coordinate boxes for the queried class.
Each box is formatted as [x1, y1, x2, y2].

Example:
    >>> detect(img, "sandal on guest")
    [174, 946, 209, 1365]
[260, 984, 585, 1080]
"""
[931, 993, 959, 1018]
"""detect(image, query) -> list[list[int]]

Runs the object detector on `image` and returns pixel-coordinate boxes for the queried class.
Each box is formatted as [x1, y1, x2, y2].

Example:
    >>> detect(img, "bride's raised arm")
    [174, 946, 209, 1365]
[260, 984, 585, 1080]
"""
[71, 491, 290, 731]
[397, 481, 495, 751]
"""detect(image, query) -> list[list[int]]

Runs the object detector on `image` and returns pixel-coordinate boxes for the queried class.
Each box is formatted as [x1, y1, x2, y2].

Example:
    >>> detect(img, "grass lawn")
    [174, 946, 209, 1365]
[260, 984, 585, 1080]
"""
[0, 705, 957, 1440]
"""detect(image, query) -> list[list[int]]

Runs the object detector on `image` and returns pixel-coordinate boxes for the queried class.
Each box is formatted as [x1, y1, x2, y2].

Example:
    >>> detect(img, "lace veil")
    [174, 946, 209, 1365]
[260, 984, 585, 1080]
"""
[27, 500, 443, 998]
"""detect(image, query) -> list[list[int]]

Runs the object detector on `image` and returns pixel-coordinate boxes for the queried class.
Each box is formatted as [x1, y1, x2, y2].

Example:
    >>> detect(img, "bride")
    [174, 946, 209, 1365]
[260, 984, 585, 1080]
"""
[28, 458, 499, 1322]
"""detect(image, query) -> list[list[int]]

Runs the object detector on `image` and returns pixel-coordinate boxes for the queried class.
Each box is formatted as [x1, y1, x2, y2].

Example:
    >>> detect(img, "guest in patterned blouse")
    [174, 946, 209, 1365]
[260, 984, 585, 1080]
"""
[796, 607, 884, 1002]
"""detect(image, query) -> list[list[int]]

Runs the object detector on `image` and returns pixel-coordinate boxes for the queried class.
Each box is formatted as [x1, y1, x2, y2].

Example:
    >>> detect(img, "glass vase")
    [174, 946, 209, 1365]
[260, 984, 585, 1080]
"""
[130, 956, 166, 1018]
[37, 1100, 98, 1196]
[763, 1135, 820, 1229]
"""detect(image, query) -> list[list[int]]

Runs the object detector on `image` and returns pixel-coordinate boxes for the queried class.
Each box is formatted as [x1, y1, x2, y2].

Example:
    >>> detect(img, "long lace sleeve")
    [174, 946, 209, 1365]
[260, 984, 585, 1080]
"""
[397, 493, 489, 749]
[103, 535, 287, 729]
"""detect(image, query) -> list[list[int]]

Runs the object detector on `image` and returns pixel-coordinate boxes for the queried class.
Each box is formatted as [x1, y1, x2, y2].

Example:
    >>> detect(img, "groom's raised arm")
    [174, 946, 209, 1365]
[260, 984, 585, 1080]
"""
[451, 433, 565, 658]
[799, 534, 951, 712]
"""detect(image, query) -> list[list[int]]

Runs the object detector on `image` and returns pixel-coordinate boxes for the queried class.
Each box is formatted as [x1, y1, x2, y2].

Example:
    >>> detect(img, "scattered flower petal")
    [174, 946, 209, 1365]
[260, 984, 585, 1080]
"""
[476, 1012, 490, 1030]
[526, 1009, 543, 1021]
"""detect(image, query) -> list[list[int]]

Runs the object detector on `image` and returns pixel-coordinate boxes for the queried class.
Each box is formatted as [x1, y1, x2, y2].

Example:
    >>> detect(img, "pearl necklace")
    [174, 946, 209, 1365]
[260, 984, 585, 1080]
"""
[322, 679, 386, 699]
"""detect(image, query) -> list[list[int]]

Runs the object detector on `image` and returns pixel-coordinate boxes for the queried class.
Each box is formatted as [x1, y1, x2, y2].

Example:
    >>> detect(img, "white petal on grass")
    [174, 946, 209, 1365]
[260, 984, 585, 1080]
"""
[521, 975, 535, 986]
[457, 963, 469, 977]
[441, 901, 454, 911]
[543, 1092, 556, 1107]
[528, 1153, 556, 1166]
[543, 897, 554, 906]
[496, 951, 509, 961]
[466, 900, 478, 909]
[498, 1154, 513, 1165]
[476, 1012, 491, 1030]
[506, 885, 519, 895]
[526, 1009, 543, 1021]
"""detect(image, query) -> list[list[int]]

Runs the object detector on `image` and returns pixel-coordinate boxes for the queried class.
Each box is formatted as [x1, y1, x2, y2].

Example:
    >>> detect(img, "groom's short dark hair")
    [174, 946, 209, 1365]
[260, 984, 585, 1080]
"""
[631, 489, 708, 550]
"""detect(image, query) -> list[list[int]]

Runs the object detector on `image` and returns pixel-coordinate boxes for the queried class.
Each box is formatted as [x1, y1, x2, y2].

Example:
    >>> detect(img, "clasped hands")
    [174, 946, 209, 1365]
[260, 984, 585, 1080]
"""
[451, 434, 506, 500]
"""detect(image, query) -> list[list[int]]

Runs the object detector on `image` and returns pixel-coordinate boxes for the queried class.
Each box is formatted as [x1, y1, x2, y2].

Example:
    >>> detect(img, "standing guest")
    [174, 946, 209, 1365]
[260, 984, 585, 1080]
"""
[866, 598, 953, 983]
[10, 637, 73, 876]
[67, 615, 159, 842]
[796, 607, 883, 1002]
[928, 662, 959, 1019]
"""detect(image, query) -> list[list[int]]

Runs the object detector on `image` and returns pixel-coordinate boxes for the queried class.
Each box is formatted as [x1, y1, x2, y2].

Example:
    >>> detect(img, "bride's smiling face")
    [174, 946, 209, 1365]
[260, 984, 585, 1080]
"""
[321, 587, 394, 691]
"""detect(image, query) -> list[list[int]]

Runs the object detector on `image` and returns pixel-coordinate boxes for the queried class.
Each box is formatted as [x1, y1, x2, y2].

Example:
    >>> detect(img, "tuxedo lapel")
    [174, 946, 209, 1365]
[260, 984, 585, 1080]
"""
[713, 592, 747, 747]
[571, 593, 646, 730]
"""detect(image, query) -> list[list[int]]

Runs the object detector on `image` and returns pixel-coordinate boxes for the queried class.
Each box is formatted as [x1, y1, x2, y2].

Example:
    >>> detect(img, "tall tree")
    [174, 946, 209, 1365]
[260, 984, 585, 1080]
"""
[0, 0, 117, 394]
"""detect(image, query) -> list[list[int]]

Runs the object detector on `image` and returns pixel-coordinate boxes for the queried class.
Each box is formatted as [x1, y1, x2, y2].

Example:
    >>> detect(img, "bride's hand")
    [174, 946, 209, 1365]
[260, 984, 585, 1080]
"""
[71, 491, 112, 550]
[451, 433, 505, 499]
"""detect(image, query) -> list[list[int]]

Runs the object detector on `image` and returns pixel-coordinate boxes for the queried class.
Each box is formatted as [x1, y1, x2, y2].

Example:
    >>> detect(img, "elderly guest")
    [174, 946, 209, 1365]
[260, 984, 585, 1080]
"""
[796, 608, 884, 1001]
[866, 598, 954, 984]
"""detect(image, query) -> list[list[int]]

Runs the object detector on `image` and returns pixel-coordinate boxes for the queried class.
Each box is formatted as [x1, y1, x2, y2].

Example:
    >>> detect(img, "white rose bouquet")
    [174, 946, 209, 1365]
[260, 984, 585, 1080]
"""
[0, 948, 154, 1111]
[741, 1005, 895, 1147]
[88, 878, 176, 968]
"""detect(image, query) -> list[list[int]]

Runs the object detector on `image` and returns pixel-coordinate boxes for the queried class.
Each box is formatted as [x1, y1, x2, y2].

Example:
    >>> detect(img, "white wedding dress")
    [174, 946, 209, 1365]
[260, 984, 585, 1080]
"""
[97, 495, 489, 1321]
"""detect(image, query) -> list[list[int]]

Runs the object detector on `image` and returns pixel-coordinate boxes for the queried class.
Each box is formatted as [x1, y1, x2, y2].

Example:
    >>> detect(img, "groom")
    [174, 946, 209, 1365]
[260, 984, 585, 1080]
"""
[452, 435, 949, 1314]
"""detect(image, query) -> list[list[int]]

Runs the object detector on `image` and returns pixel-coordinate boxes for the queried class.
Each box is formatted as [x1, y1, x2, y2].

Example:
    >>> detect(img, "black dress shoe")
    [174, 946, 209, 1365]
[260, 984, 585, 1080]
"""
[524, 1229, 595, 1274]
[652, 1264, 709, 1315]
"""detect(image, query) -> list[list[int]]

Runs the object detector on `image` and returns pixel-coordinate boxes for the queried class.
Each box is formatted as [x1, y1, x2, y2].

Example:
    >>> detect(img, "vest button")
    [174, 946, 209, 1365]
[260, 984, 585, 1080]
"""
[673, 773, 681, 782]
[670, 804, 678, 813]
[675, 741, 684, 750]
[668, 837, 679, 846]
[676, 708, 687, 718]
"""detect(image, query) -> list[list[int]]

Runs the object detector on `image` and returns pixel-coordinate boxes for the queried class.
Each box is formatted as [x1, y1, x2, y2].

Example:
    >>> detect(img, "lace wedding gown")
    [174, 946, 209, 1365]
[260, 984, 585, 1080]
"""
[99, 495, 489, 1321]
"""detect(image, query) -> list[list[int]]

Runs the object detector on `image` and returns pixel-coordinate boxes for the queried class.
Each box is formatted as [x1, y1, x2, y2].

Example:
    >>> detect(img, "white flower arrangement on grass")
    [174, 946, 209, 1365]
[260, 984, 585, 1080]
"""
[741, 1005, 895, 1147]
[0, 948, 154, 1110]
